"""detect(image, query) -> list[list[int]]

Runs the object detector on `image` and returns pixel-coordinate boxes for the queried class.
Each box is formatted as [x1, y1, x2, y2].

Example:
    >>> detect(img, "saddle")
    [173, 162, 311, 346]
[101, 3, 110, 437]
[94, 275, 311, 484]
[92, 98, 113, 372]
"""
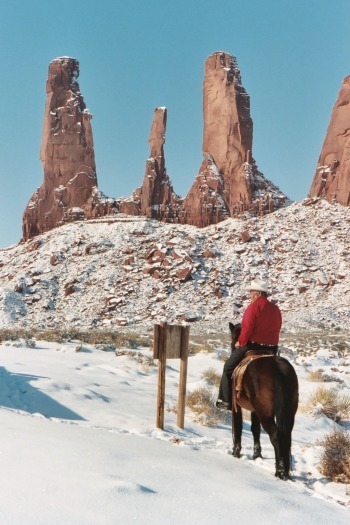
[232, 351, 275, 412]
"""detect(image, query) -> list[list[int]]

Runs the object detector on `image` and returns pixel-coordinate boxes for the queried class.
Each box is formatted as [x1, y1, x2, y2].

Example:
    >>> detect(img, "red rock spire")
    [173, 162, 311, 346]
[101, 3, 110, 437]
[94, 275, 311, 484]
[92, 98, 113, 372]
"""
[22, 57, 98, 241]
[181, 52, 288, 226]
[309, 76, 350, 206]
[136, 107, 178, 220]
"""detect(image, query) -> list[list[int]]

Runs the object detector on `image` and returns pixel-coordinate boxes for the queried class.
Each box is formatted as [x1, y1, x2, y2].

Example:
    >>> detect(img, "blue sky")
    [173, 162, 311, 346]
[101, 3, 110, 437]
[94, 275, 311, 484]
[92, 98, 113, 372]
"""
[1, 0, 349, 248]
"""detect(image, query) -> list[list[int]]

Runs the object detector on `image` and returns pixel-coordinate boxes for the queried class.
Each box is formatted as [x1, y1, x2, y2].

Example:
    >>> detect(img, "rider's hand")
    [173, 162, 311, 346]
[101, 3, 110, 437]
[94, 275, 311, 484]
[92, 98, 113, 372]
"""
[235, 342, 240, 348]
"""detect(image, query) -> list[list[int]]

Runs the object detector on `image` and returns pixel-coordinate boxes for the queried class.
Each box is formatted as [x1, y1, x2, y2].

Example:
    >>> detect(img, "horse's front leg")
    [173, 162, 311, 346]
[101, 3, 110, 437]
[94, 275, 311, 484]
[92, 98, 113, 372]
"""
[232, 406, 242, 458]
[251, 412, 262, 459]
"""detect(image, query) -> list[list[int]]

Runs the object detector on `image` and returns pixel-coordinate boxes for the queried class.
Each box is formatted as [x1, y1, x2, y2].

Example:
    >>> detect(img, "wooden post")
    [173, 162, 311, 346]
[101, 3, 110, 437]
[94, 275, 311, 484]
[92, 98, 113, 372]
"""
[177, 325, 189, 429]
[154, 322, 190, 430]
[156, 321, 167, 429]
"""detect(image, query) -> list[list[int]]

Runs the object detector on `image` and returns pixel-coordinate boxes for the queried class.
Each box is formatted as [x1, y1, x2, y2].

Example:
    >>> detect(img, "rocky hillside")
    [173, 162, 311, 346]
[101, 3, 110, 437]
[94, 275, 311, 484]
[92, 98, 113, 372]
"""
[1, 199, 349, 335]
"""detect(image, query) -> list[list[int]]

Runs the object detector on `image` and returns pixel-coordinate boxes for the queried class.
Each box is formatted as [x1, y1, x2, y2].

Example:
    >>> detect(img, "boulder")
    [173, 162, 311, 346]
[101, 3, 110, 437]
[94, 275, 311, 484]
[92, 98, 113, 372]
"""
[177, 266, 192, 282]
[239, 230, 251, 243]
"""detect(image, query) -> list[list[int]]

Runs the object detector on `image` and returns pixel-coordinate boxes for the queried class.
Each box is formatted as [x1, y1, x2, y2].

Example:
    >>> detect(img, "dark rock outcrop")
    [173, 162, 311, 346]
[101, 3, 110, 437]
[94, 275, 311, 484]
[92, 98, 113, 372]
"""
[309, 76, 350, 206]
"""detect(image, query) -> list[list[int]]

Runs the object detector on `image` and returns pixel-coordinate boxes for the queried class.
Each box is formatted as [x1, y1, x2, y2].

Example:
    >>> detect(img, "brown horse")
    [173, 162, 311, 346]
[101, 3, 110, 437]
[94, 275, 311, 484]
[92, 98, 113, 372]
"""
[229, 322, 299, 480]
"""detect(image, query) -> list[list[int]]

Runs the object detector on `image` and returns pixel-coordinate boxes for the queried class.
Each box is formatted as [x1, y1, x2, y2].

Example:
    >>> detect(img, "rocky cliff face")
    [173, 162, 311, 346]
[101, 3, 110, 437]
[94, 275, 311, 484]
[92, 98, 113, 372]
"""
[181, 52, 288, 226]
[309, 76, 350, 206]
[22, 57, 116, 241]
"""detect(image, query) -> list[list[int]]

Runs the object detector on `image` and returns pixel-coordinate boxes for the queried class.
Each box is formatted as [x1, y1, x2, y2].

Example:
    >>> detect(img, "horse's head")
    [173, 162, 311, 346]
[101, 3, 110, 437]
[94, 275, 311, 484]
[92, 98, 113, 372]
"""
[229, 322, 241, 351]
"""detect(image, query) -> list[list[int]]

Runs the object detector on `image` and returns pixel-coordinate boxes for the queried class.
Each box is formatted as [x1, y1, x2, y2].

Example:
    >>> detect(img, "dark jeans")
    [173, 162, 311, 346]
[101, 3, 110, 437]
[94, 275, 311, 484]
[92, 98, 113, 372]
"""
[218, 346, 248, 406]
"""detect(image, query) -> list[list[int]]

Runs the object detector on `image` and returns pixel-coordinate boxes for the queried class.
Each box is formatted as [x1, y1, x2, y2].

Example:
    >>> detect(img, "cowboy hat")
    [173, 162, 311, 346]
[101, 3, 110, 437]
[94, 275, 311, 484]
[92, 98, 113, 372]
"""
[245, 279, 269, 293]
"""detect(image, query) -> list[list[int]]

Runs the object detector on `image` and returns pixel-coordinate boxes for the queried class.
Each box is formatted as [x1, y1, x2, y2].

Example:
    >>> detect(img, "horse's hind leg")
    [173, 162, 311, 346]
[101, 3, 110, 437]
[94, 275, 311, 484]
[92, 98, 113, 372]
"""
[279, 430, 292, 478]
[259, 417, 282, 477]
[232, 407, 242, 458]
[251, 412, 262, 459]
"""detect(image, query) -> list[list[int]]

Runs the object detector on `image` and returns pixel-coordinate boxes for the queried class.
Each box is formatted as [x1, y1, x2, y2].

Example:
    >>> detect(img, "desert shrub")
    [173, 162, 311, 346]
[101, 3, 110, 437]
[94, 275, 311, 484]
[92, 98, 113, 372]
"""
[308, 369, 326, 382]
[308, 369, 343, 384]
[318, 429, 350, 483]
[0, 328, 151, 348]
[132, 352, 155, 370]
[186, 386, 226, 427]
[306, 386, 350, 421]
[201, 367, 221, 388]
[331, 342, 348, 358]
[0, 329, 23, 342]
[115, 349, 155, 370]
[95, 344, 116, 352]
[188, 343, 213, 355]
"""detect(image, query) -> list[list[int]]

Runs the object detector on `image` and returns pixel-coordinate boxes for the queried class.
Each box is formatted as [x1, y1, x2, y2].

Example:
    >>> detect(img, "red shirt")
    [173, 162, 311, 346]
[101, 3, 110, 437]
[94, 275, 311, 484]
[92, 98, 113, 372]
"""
[238, 296, 282, 347]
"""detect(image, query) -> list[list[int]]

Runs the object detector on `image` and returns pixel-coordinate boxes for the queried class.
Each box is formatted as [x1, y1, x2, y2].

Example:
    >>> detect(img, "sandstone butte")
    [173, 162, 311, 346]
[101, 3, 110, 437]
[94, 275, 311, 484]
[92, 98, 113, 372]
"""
[22, 57, 116, 241]
[22, 52, 290, 240]
[179, 52, 289, 226]
[309, 75, 350, 206]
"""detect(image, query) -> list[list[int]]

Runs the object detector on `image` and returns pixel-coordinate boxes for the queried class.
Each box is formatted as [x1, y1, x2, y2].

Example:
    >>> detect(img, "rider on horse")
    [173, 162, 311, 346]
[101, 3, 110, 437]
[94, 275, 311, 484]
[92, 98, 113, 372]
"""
[216, 278, 282, 410]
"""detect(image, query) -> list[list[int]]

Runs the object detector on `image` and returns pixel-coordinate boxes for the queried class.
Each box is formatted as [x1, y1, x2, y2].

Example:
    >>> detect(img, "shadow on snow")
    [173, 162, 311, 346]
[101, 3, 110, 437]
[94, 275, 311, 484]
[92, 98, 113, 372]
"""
[0, 366, 85, 421]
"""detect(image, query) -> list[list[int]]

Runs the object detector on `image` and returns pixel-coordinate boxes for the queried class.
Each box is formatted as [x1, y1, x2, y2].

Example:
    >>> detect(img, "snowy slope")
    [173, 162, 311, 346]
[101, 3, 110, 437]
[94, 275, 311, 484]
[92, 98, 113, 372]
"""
[0, 336, 349, 524]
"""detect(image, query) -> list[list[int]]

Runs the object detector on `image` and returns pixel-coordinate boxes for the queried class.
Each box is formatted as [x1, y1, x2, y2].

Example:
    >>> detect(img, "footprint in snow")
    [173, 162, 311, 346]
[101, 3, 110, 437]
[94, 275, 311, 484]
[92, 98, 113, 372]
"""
[112, 479, 156, 494]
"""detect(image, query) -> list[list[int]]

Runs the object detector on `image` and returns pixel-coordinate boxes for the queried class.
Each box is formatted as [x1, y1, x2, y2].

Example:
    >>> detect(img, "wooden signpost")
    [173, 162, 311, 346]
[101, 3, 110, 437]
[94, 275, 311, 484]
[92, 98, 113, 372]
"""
[153, 321, 190, 430]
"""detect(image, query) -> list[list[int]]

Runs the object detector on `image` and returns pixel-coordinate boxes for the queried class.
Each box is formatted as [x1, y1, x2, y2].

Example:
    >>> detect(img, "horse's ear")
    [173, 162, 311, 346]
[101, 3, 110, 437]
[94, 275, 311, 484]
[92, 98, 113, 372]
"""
[229, 322, 241, 337]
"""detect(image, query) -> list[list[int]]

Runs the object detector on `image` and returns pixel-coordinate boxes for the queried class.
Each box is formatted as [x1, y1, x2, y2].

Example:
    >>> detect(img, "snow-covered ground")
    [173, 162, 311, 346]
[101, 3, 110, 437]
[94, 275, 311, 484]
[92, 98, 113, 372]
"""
[0, 332, 349, 524]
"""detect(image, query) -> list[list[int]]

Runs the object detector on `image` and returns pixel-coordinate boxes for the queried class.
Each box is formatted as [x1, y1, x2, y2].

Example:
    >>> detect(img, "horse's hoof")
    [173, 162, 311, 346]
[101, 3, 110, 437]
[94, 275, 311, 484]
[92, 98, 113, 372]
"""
[275, 471, 289, 481]
[253, 446, 262, 459]
[232, 448, 241, 458]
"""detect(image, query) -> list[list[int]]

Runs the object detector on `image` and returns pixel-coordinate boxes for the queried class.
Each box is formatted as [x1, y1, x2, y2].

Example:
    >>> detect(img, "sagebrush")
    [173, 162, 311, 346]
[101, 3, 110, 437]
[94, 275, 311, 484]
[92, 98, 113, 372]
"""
[318, 429, 350, 483]
[0, 328, 151, 348]
[306, 386, 350, 421]
[201, 367, 221, 388]
[186, 386, 226, 427]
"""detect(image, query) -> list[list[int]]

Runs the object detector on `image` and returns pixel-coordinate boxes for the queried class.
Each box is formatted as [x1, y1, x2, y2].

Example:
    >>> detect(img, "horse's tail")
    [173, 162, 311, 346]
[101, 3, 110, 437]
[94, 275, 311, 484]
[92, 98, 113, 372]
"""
[274, 361, 298, 436]
[273, 360, 298, 478]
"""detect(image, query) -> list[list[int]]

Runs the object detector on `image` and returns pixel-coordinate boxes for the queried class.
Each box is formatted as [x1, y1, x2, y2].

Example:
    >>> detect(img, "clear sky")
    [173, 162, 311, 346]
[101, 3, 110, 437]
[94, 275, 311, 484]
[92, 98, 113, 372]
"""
[1, 0, 349, 248]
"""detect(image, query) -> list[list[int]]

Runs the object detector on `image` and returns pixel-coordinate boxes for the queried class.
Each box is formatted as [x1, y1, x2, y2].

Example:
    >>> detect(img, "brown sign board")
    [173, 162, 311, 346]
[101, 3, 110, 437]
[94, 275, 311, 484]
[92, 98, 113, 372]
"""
[153, 323, 185, 359]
